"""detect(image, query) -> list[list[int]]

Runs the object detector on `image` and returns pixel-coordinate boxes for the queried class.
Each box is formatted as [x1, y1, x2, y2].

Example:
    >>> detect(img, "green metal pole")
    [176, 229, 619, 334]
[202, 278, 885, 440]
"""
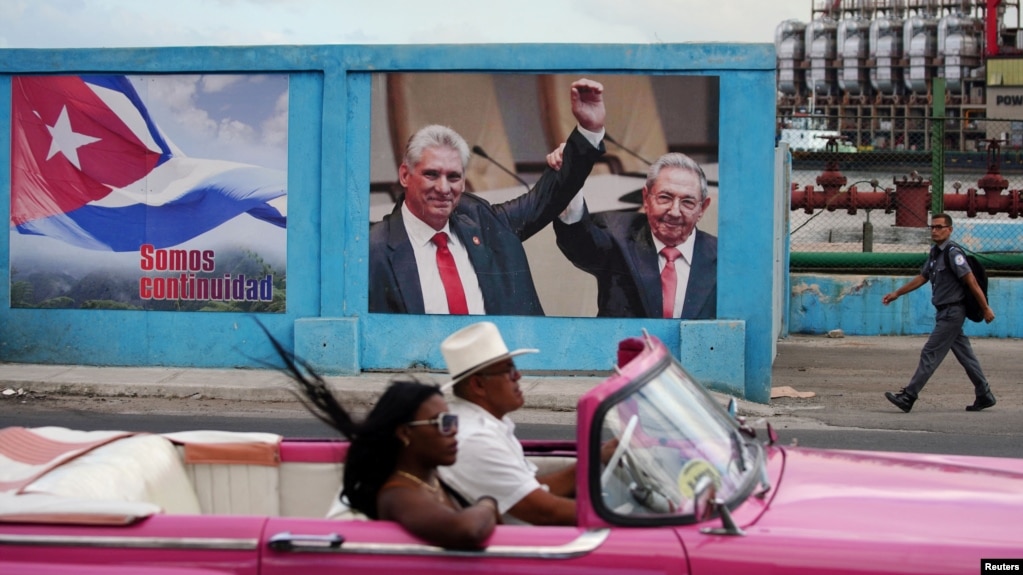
[790, 251, 1023, 270]
[931, 77, 945, 214]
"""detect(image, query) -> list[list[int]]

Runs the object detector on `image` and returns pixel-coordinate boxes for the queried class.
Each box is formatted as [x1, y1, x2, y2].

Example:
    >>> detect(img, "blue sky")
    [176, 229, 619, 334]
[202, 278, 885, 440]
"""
[0, 0, 813, 176]
[0, 0, 808, 48]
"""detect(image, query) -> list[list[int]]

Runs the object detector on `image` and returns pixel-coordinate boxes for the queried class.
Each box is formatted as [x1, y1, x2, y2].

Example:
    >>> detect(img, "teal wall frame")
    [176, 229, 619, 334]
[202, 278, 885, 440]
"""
[0, 44, 778, 402]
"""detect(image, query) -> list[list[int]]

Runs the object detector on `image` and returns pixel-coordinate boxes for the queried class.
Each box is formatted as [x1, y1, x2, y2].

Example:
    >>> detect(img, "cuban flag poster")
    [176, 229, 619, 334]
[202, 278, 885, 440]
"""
[10, 74, 288, 312]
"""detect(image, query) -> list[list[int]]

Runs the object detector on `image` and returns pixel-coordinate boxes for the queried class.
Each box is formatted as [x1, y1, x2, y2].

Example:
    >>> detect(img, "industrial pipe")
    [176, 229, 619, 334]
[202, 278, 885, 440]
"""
[790, 183, 893, 214]
[792, 184, 1023, 219]
[944, 188, 1023, 218]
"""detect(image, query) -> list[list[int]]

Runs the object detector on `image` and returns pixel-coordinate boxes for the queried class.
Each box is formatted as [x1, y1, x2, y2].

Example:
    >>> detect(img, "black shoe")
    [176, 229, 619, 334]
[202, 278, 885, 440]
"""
[885, 390, 916, 413]
[966, 392, 996, 412]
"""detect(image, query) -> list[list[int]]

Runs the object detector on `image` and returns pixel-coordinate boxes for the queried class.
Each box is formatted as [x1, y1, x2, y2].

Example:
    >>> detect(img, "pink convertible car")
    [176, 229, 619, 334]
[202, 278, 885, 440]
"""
[2, 334, 1022, 574]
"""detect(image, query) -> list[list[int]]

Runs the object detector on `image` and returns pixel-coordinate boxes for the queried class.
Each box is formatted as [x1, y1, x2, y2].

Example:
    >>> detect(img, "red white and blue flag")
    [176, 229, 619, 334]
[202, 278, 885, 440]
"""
[11, 75, 286, 252]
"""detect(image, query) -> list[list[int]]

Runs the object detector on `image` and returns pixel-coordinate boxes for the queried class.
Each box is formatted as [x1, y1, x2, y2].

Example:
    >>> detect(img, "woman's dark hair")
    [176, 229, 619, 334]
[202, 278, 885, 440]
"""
[342, 380, 440, 517]
[258, 321, 441, 518]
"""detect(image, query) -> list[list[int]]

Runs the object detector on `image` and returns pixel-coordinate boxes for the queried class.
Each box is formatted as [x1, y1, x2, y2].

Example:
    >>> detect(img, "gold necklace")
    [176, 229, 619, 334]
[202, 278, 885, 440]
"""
[396, 470, 444, 500]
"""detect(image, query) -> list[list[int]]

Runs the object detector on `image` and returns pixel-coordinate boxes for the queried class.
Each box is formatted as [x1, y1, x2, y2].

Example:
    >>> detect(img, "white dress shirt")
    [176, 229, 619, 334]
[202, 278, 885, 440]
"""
[558, 125, 606, 224]
[401, 203, 486, 314]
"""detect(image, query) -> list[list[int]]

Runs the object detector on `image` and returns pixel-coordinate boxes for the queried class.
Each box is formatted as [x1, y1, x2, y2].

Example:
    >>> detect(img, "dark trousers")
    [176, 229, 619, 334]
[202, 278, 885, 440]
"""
[904, 303, 991, 398]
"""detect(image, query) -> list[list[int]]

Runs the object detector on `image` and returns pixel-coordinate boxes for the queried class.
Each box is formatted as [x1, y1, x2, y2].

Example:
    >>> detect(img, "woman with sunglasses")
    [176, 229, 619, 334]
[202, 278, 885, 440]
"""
[266, 329, 500, 550]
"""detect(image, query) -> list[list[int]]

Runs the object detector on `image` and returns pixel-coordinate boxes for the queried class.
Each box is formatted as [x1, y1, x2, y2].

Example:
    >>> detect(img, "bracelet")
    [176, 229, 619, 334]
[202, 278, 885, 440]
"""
[476, 496, 500, 520]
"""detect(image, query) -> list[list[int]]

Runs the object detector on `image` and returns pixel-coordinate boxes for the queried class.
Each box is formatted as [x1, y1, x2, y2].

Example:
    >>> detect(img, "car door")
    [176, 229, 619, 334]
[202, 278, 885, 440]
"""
[261, 517, 688, 574]
[0, 514, 263, 575]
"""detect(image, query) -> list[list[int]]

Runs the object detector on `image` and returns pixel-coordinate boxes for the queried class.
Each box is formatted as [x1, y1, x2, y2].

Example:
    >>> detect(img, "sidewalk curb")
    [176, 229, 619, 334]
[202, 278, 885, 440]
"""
[0, 364, 765, 416]
[0, 364, 606, 413]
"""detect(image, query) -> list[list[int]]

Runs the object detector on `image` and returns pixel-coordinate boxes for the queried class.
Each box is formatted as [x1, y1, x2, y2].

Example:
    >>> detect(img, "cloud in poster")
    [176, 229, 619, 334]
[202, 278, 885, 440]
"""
[133, 74, 289, 171]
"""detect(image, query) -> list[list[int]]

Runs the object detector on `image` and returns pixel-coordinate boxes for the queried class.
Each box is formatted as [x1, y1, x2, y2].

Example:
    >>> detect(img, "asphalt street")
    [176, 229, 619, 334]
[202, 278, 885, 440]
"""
[2, 334, 1020, 442]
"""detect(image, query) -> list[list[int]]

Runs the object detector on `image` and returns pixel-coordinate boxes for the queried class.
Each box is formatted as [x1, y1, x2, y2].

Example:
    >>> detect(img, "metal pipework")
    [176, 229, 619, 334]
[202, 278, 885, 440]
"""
[944, 183, 1023, 218]
[792, 138, 1023, 223]
[792, 178, 1023, 220]
[791, 179, 893, 214]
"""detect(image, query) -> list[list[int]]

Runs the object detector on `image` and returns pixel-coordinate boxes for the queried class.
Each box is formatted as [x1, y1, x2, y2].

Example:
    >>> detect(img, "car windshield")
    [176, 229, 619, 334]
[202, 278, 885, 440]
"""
[596, 357, 761, 521]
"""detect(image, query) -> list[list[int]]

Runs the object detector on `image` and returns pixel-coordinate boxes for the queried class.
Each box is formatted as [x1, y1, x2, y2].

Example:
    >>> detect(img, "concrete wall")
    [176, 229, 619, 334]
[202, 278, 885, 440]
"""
[788, 215, 1023, 338]
[0, 44, 779, 403]
[789, 274, 1023, 338]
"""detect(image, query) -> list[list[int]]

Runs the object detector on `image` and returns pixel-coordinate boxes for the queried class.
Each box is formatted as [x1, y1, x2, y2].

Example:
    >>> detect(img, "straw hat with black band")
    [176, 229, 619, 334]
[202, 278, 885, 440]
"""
[440, 322, 538, 391]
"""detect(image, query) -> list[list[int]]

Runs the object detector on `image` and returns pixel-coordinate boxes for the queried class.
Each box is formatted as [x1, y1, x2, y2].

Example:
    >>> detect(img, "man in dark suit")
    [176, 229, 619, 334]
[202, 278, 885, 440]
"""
[369, 78, 606, 316]
[552, 152, 716, 319]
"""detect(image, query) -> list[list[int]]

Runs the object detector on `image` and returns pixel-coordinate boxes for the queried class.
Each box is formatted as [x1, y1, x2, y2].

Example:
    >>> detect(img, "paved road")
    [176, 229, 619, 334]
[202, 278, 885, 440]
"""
[766, 334, 1022, 437]
[3, 334, 1021, 449]
[6, 407, 1023, 458]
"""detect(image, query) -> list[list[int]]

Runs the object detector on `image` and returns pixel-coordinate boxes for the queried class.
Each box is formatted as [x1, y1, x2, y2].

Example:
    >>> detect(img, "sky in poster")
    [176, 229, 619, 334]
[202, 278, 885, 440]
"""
[133, 74, 289, 172]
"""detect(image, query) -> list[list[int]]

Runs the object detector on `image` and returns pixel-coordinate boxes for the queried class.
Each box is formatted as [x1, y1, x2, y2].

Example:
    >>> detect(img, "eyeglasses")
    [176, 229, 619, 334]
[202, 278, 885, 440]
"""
[407, 412, 459, 436]
[477, 365, 519, 379]
[928, 224, 950, 230]
[651, 193, 702, 213]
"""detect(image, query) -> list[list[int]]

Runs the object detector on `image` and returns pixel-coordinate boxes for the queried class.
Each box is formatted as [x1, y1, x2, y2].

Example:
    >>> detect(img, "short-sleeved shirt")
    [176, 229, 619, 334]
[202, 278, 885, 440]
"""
[437, 397, 542, 524]
[923, 240, 970, 307]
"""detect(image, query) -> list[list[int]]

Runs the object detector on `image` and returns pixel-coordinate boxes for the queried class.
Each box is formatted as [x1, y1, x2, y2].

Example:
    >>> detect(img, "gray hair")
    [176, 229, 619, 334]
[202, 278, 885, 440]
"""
[403, 124, 471, 169]
[645, 153, 709, 200]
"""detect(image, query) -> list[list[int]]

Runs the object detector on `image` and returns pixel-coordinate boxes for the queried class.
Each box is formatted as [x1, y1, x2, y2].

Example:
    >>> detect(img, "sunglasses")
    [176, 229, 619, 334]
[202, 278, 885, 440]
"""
[477, 364, 519, 379]
[406, 412, 459, 436]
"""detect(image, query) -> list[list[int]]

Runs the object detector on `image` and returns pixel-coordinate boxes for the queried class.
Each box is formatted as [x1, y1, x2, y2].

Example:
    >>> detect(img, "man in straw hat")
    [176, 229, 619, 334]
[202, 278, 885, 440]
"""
[436, 321, 615, 525]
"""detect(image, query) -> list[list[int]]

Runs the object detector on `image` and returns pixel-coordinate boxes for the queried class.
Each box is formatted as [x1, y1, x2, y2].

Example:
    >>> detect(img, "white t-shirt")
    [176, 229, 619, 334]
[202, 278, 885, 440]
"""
[437, 397, 541, 525]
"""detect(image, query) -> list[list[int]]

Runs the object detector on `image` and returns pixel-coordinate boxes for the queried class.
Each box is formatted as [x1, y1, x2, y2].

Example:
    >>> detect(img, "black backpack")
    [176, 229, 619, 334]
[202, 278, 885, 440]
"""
[943, 243, 988, 322]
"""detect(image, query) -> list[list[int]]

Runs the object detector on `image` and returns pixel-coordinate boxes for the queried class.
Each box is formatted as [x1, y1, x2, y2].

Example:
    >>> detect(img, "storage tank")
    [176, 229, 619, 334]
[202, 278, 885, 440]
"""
[838, 17, 870, 94]
[904, 14, 938, 93]
[776, 19, 807, 95]
[940, 14, 983, 92]
[806, 16, 838, 95]
[870, 17, 904, 94]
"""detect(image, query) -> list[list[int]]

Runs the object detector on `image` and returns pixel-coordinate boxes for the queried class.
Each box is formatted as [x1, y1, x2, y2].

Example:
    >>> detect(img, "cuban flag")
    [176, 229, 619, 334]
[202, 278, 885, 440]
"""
[11, 75, 286, 252]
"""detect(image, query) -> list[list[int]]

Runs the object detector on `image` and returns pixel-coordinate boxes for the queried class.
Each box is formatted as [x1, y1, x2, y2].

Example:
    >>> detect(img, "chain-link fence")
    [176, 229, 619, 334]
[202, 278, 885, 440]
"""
[788, 115, 1023, 275]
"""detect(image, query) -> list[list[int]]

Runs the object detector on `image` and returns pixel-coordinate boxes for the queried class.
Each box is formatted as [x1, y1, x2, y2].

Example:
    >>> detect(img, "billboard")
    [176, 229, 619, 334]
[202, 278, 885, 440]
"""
[368, 72, 719, 319]
[9, 74, 288, 312]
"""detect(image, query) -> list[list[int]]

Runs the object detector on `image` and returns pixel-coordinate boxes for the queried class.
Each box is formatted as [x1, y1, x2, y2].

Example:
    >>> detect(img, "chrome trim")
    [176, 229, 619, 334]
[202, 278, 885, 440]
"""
[0, 533, 258, 550]
[268, 528, 610, 559]
[268, 532, 344, 551]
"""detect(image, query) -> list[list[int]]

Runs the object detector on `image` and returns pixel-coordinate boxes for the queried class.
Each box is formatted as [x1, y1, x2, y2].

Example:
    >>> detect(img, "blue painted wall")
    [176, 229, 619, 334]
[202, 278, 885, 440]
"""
[790, 273, 1023, 338]
[0, 44, 778, 403]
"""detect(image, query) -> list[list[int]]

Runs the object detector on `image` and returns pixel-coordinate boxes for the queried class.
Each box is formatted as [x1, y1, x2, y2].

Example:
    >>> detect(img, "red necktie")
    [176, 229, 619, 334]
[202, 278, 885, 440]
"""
[432, 232, 468, 315]
[661, 246, 681, 319]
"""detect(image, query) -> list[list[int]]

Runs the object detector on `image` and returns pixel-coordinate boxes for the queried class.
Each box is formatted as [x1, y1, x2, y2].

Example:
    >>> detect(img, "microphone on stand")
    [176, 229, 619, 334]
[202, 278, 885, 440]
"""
[604, 134, 653, 166]
[602, 134, 651, 207]
[472, 145, 530, 193]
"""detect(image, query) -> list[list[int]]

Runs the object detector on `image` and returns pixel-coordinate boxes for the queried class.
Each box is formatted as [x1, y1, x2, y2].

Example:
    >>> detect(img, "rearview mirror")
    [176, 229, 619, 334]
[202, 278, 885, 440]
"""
[694, 475, 746, 537]
[692, 474, 716, 522]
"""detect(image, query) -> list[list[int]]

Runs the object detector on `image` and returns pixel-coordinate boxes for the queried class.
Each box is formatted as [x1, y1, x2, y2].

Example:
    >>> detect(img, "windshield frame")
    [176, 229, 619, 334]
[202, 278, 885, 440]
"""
[586, 335, 763, 527]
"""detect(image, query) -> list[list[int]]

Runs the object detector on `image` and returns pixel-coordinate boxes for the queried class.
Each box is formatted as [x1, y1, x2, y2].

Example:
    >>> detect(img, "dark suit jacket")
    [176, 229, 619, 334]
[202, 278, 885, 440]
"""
[369, 129, 604, 315]
[554, 209, 717, 319]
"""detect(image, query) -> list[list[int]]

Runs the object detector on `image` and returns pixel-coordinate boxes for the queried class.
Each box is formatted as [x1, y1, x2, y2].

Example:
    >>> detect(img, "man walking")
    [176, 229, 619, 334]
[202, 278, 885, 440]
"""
[882, 213, 996, 413]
